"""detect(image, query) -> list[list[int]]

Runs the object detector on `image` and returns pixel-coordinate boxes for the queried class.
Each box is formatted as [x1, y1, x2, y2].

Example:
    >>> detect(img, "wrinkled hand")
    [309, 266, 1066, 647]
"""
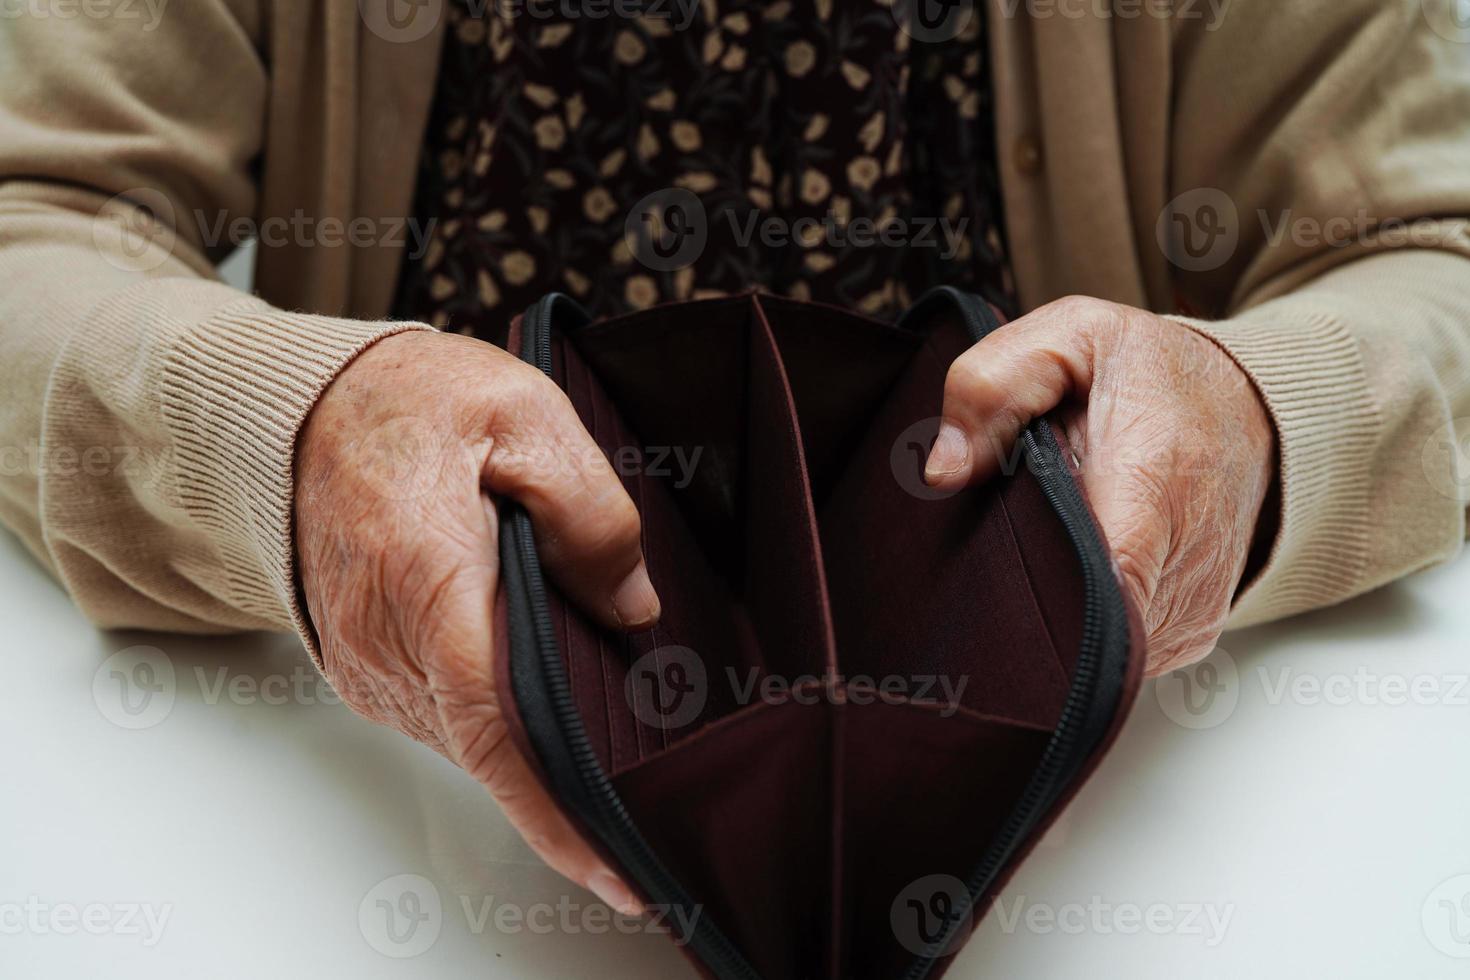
[924, 296, 1275, 675]
[294, 330, 660, 914]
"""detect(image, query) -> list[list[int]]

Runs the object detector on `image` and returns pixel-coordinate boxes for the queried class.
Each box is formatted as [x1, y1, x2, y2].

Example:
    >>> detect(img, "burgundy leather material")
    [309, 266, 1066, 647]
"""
[495, 293, 1144, 979]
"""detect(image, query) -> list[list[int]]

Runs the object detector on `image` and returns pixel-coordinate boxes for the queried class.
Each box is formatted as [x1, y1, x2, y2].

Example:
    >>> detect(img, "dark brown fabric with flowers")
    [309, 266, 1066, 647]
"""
[395, 0, 1016, 337]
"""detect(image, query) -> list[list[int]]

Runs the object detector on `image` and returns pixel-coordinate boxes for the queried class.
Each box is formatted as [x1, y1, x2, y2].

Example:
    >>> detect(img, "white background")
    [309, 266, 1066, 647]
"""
[3, 522, 1470, 978]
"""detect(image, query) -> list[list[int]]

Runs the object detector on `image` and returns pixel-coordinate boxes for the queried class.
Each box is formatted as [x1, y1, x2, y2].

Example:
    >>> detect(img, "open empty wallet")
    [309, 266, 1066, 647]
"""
[492, 288, 1146, 980]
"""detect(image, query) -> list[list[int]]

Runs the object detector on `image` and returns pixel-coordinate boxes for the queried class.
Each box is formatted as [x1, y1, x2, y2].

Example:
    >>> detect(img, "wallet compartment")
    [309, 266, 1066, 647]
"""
[496, 290, 1141, 980]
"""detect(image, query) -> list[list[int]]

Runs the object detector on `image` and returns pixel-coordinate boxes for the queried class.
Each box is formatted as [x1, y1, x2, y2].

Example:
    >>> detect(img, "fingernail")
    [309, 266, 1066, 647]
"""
[588, 871, 644, 917]
[611, 561, 660, 630]
[924, 421, 972, 486]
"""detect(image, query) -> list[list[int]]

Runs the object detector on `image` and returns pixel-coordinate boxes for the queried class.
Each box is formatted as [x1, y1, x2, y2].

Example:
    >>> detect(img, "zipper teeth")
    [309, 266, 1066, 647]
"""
[902, 441, 1103, 977]
[516, 516, 753, 964]
[517, 298, 760, 980]
[899, 296, 1118, 980]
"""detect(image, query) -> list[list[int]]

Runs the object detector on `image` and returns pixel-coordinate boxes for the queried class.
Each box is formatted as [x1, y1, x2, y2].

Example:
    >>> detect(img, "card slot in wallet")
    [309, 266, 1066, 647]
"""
[550, 315, 758, 771]
[815, 312, 1073, 729]
[547, 293, 838, 771]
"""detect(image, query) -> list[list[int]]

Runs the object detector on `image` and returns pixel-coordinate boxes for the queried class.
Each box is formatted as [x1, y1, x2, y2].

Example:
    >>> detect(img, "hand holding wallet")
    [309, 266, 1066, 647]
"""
[493, 288, 1145, 980]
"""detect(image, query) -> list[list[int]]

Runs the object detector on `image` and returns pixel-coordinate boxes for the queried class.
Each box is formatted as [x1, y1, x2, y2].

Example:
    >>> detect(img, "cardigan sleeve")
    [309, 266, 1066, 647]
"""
[1165, 0, 1470, 628]
[0, 5, 430, 638]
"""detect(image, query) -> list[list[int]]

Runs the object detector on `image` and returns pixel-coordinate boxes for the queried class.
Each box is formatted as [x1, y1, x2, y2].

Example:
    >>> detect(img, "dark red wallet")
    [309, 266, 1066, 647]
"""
[493, 289, 1145, 980]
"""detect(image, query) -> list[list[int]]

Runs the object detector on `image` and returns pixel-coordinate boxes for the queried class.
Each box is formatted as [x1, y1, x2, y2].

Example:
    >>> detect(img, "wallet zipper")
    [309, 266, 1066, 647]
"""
[503, 294, 764, 980]
[898, 288, 1132, 980]
[507, 291, 1132, 980]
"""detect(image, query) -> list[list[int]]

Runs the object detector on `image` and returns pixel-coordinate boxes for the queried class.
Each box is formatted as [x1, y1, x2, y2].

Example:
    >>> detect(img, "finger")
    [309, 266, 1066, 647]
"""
[481, 361, 659, 631]
[924, 295, 1117, 490]
[440, 653, 644, 916]
[472, 719, 645, 917]
[416, 516, 644, 919]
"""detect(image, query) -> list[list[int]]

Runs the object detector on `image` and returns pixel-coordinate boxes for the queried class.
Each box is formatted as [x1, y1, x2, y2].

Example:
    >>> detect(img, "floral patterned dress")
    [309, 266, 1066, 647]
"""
[394, 0, 1016, 340]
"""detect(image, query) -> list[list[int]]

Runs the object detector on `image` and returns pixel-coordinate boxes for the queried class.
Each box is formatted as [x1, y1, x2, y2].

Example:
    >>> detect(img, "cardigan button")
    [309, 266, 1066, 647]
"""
[1013, 134, 1044, 177]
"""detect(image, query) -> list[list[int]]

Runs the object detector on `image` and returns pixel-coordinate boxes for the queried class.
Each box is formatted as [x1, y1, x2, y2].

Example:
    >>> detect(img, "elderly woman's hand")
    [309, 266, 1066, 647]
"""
[923, 296, 1276, 676]
[293, 330, 657, 916]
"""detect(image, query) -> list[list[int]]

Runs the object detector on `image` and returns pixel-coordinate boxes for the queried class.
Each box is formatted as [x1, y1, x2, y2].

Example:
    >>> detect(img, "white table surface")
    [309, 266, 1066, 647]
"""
[4, 526, 1469, 979]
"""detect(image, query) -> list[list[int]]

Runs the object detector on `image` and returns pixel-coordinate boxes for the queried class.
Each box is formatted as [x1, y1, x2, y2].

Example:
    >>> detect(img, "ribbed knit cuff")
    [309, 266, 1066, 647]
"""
[1170, 303, 1380, 629]
[85, 279, 435, 656]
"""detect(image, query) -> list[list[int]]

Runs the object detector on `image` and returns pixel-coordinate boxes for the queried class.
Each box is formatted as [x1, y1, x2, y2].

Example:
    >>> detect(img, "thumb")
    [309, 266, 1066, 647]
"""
[924, 296, 1115, 490]
[481, 362, 660, 632]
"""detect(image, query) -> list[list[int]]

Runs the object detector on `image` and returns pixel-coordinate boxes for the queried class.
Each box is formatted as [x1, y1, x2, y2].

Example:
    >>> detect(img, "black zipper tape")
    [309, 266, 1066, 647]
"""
[897, 287, 1132, 980]
[500, 289, 1133, 980]
[500, 294, 761, 980]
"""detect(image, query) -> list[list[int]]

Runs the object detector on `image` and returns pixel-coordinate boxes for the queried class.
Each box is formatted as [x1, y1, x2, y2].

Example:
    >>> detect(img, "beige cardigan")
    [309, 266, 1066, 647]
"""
[1, 1, 1468, 649]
